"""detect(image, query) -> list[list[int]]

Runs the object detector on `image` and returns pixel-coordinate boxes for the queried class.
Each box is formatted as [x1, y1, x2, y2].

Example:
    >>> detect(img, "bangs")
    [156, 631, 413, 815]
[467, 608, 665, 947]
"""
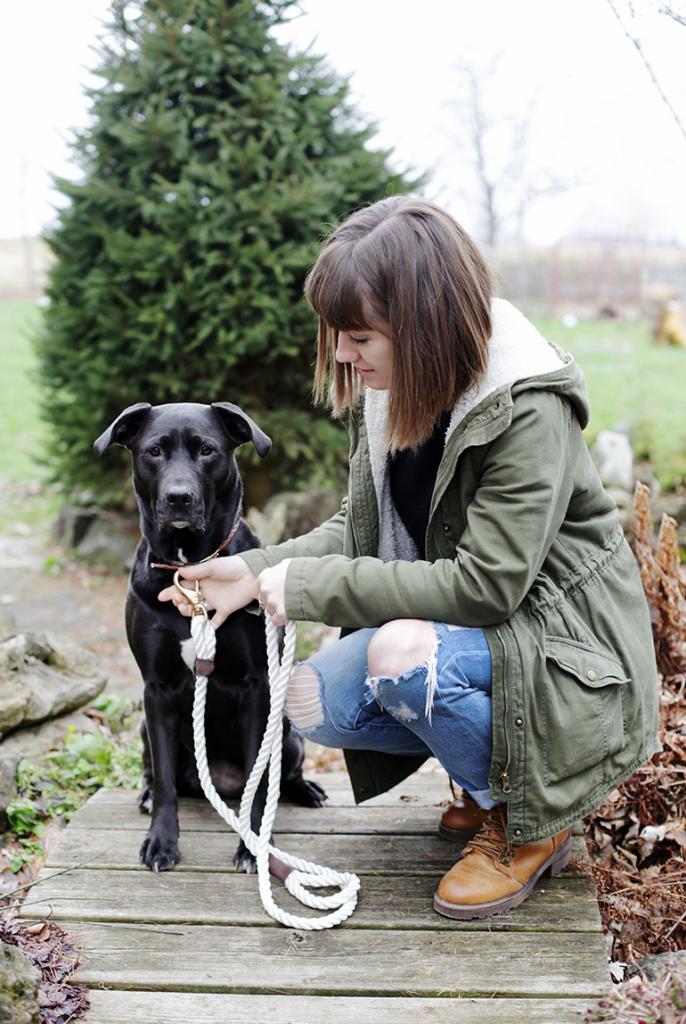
[304, 245, 381, 332]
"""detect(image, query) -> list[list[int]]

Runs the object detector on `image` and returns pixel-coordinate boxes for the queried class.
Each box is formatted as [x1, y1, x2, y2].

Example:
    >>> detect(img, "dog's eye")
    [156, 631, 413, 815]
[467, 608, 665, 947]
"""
[147, 446, 162, 457]
[200, 445, 215, 457]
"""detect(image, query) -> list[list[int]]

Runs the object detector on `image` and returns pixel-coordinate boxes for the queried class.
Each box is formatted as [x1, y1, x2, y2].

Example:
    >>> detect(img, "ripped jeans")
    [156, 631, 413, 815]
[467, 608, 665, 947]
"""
[291, 622, 497, 809]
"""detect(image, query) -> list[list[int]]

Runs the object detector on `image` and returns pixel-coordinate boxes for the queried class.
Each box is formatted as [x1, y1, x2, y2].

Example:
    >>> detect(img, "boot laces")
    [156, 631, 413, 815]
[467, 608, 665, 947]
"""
[463, 805, 513, 865]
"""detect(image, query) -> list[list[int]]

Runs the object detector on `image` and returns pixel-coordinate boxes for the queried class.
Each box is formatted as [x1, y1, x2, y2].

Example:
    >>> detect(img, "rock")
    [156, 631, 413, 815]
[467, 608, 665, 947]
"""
[0, 710, 99, 830]
[591, 430, 634, 491]
[653, 492, 686, 526]
[0, 634, 106, 737]
[0, 940, 40, 1024]
[246, 488, 342, 546]
[53, 504, 138, 573]
[0, 607, 14, 642]
[73, 516, 138, 573]
[52, 504, 99, 549]
[627, 950, 686, 982]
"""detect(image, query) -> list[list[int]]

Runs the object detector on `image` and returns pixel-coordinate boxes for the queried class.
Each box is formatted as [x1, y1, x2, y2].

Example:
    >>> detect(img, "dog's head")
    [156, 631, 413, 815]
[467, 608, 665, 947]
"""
[93, 402, 270, 535]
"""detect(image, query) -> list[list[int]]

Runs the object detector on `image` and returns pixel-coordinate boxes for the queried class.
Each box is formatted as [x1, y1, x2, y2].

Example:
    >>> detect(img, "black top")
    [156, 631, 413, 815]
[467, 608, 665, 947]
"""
[389, 410, 452, 559]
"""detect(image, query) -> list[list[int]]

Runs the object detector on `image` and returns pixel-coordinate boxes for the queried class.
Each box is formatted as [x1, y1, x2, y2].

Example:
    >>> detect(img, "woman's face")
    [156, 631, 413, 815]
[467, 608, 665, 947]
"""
[335, 326, 394, 390]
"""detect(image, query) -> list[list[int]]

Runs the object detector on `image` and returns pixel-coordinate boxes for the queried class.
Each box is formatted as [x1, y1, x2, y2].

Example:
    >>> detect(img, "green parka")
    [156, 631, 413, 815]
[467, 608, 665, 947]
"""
[241, 334, 661, 843]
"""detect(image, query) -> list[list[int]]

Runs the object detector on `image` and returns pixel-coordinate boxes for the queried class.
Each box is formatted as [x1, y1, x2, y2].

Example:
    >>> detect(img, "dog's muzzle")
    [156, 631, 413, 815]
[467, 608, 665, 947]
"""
[156, 490, 206, 532]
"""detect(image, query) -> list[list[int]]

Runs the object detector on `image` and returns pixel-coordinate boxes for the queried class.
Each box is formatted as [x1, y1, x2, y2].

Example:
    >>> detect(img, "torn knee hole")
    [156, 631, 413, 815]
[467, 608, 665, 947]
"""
[286, 666, 324, 731]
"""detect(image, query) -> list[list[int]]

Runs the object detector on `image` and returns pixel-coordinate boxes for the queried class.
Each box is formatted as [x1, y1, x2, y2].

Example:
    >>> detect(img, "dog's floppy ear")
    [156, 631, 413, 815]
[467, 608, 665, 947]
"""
[211, 402, 271, 458]
[93, 402, 152, 457]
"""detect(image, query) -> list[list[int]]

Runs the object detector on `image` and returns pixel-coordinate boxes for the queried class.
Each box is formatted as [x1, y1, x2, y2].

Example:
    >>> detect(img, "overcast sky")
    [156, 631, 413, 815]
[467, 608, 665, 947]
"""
[1, 0, 684, 246]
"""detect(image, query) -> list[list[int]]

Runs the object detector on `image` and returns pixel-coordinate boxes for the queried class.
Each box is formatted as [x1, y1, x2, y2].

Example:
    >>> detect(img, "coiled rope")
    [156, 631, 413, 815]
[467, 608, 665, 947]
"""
[190, 608, 360, 929]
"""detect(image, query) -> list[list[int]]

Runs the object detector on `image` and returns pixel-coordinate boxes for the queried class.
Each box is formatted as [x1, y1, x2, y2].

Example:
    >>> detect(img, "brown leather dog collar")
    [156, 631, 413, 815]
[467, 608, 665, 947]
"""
[150, 516, 242, 571]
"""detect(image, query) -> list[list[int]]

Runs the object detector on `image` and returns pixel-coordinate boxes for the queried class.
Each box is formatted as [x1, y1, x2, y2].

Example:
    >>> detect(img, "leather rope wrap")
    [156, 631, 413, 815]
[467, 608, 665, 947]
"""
[190, 611, 360, 929]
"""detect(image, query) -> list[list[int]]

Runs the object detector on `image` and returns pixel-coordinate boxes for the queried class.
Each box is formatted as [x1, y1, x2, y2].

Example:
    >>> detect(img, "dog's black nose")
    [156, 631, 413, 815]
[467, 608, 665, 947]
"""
[165, 490, 193, 511]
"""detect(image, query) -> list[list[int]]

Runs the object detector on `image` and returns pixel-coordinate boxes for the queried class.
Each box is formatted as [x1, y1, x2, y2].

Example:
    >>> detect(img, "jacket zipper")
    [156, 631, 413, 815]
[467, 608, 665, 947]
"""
[496, 628, 513, 795]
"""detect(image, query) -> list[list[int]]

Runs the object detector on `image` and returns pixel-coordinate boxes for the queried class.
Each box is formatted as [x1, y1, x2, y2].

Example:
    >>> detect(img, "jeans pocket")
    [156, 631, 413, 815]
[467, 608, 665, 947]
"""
[542, 635, 629, 785]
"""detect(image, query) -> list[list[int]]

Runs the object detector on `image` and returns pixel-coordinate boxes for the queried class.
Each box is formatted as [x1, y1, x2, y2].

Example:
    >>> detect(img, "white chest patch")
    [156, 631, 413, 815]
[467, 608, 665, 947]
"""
[180, 636, 197, 672]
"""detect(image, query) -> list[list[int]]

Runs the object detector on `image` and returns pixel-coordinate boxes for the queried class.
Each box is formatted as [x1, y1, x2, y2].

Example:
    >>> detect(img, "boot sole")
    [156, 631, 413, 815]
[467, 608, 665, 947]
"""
[438, 823, 481, 842]
[432, 833, 573, 921]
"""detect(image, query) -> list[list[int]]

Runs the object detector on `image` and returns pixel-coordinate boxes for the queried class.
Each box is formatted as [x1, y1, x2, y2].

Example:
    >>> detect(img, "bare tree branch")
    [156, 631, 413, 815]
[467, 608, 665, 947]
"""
[659, 4, 686, 28]
[449, 60, 575, 246]
[605, 0, 686, 144]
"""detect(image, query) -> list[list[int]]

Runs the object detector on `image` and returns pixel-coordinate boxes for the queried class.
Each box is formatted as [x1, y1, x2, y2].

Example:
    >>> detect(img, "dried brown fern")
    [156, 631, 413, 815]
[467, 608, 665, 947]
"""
[630, 482, 686, 675]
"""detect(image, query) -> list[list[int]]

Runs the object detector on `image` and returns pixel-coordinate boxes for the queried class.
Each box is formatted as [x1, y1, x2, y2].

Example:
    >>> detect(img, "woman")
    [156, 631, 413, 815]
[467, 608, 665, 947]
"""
[159, 196, 660, 920]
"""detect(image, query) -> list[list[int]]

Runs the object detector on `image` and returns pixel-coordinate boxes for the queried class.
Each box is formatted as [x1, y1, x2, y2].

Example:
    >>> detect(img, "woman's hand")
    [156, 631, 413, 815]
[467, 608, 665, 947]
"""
[256, 560, 292, 626]
[158, 554, 259, 630]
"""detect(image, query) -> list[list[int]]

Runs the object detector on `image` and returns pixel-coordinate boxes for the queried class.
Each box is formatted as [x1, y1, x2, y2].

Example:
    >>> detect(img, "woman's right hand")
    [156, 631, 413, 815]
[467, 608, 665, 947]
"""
[157, 554, 259, 630]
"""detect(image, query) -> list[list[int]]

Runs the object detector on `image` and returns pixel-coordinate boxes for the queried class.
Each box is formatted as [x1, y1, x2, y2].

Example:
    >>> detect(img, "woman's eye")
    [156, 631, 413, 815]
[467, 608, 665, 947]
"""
[147, 446, 162, 457]
[351, 336, 368, 344]
[200, 445, 214, 456]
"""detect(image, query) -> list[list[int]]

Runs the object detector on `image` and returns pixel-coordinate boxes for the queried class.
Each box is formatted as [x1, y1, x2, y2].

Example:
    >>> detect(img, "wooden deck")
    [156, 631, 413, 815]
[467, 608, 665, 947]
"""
[19, 767, 608, 1022]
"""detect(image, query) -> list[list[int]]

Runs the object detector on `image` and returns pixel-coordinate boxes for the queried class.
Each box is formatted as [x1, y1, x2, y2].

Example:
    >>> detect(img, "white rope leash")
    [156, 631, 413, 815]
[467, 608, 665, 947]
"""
[190, 610, 360, 929]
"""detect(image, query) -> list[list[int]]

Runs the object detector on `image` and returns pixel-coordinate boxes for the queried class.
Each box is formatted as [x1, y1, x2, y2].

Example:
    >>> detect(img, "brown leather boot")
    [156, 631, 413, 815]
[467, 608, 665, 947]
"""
[433, 805, 572, 920]
[438, 792, 490, 840]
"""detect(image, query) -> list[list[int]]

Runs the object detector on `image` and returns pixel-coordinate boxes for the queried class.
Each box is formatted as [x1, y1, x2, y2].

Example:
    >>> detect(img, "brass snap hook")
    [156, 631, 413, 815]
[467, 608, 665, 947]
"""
[173, 570, 209, 622]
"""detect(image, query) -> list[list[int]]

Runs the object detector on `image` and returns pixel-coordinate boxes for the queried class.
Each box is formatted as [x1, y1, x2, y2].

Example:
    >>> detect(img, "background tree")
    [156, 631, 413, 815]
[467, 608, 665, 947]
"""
[37, 0, 419, 508]
[449, 58, 572, 250]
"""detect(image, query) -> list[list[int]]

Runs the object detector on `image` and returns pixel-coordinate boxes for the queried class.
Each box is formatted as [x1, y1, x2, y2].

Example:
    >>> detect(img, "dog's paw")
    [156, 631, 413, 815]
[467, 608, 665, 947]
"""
[282, 776, 328, 807]
[137, 786, 153, 815]
[233, 841, 257, 874]
[140, 830, 180, 872]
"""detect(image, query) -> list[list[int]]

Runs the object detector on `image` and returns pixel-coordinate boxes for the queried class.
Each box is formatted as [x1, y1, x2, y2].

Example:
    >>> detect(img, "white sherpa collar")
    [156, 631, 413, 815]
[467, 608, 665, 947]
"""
[363, 298, 566, 502]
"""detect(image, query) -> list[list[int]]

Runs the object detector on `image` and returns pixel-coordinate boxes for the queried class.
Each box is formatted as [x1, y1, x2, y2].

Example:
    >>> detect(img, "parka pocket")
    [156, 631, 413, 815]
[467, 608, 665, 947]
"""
[542, 636, 630, 785]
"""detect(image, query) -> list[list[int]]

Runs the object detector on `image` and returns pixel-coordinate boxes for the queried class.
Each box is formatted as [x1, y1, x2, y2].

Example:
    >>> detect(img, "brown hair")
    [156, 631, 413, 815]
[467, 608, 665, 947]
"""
[305, 196, 493, 451]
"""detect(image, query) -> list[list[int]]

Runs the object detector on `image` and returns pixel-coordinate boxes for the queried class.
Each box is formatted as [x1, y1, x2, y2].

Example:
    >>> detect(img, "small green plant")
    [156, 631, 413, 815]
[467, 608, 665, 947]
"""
[16, 724, 142, 823]
[5, 796, 47, 874]
[2, 719, 143, 873]
[90, 692, 140, 734]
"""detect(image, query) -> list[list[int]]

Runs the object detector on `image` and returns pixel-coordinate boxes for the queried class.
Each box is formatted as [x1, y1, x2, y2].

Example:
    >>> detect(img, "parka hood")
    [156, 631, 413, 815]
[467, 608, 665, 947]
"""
[364, 298, 591, 496]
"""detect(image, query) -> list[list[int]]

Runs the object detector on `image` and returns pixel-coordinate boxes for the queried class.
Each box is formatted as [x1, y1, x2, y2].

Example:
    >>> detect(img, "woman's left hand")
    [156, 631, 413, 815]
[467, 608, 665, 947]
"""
[257, 560, 292, 626]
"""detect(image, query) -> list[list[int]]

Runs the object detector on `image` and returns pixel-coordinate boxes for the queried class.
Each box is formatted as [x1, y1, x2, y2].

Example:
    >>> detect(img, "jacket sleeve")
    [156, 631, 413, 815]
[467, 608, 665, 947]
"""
[239, 498, 348, 577]
[283, 392, 576, 627]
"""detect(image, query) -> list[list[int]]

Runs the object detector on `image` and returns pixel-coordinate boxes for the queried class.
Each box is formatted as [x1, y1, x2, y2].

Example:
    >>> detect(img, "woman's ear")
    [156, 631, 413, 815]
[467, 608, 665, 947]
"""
[93, 402, 152, 456]
[211, 402, 271, 457]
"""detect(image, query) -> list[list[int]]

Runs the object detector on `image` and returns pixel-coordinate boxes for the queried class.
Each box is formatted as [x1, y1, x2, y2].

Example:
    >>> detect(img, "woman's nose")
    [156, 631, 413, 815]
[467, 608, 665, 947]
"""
[336, 331, 358, 363]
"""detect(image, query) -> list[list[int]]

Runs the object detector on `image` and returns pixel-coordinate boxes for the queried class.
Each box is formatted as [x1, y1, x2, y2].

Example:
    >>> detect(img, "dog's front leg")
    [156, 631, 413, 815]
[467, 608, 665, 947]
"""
[139, 683, 181, 872]
[233, 685, 271, 873]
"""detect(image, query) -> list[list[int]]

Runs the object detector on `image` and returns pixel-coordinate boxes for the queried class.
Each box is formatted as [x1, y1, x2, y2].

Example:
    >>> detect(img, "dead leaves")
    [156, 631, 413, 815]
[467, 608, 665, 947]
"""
[583, 483, 686, 964]
[0, 915, 89, 1023]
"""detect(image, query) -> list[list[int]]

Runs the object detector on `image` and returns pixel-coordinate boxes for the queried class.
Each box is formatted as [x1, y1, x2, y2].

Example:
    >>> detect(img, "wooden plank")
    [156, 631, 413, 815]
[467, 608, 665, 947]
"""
[19, 868, 602, 932]
[72, 788, 583, 835]
[45, 828, 588, 875]
[39, 921, 608, 996]
[70, 791, 450, 835]
[86, 990, 593, 1023]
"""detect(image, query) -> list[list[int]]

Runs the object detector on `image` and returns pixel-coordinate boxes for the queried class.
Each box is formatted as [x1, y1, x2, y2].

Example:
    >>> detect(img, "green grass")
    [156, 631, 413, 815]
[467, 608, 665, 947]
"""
[0, 300, 47, 480]
[1, 300, 684, 490]
[536, 317, 686, 489]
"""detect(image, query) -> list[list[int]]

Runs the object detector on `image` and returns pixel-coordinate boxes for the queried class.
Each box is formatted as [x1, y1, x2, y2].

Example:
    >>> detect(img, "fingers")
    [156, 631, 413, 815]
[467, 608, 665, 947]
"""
[175, 560, 217, 581]
[157, 585, 193, 616]
[210, 608, 230, 631]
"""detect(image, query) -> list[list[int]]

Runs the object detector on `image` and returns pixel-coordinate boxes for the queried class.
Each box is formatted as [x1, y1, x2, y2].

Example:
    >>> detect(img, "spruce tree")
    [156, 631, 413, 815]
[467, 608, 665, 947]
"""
[38, 0, 420, 507]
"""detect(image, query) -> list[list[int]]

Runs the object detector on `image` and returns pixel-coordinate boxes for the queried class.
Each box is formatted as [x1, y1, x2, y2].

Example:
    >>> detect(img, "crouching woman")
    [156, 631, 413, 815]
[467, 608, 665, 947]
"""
[161, 197, 660, 919]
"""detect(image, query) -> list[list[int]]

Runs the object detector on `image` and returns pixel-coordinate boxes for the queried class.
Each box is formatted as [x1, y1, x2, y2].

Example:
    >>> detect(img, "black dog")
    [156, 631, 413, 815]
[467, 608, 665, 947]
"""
[94, 401, 326, 872]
